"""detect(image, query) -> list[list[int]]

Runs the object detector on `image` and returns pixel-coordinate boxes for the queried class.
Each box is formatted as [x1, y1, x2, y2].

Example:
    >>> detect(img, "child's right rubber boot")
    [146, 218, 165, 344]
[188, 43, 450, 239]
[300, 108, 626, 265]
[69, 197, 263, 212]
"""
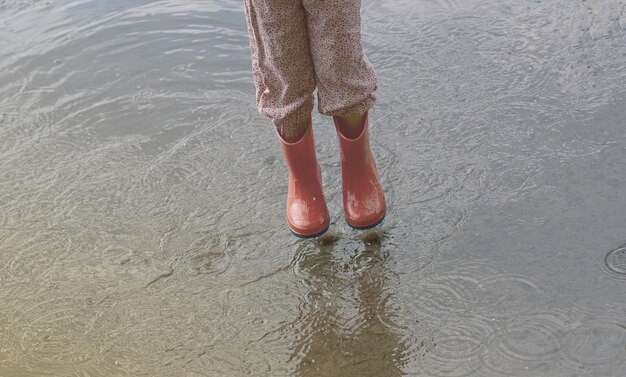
[277, 118, 330, 238]
[333, 112, 386, 230]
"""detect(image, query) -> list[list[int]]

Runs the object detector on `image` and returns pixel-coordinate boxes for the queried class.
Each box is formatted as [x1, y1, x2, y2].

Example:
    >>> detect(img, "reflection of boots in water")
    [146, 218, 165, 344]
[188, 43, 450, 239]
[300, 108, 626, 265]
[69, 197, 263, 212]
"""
[277, 118, 330, 238]
[334, 112, 386, 230]
[293, 241, 406, 377]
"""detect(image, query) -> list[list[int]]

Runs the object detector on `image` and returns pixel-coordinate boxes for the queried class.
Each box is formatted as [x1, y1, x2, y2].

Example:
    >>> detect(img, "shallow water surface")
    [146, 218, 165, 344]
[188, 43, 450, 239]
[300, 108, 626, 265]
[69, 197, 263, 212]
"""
[1, 0, 626, 376]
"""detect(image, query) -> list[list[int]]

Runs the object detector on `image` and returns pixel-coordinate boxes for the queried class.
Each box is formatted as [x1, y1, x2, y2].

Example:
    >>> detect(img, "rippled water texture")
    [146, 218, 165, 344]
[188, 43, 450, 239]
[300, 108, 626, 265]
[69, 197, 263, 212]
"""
[1, 0, 626, 375]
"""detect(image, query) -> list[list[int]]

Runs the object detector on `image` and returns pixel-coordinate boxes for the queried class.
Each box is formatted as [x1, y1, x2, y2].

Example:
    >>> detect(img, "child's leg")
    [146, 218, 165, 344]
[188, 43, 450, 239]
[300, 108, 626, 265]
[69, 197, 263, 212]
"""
[301, 0, 377, 122]
[302, 0, 385, 229]
[244, 0, 330, 237]
[243, 0, 317, 142]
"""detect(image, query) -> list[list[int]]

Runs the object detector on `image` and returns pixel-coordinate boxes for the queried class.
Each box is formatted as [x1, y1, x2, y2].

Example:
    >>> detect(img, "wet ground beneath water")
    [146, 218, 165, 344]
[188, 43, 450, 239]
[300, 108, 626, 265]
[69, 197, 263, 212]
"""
[1, 0, 626, 376]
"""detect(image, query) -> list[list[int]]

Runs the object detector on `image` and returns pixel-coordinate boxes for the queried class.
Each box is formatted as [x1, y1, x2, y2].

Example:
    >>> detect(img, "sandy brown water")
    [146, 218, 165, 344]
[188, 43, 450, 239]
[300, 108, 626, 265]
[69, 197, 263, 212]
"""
[1, 0, 626, 376]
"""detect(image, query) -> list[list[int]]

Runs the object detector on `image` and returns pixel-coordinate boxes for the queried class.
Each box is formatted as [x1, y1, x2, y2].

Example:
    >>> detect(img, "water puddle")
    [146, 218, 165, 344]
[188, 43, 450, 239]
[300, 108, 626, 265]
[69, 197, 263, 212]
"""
[1, 0, 626, 375]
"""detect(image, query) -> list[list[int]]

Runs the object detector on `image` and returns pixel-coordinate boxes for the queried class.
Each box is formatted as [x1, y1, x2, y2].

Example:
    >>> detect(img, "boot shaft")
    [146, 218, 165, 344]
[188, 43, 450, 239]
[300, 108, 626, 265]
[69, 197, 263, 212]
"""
[277, 118, 321, 180]
[334, 113, 377, 178]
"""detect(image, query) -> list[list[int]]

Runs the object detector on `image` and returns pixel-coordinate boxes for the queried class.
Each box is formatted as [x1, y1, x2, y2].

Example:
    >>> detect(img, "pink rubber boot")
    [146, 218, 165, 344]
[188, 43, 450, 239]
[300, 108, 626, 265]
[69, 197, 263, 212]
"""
[277, 118, 330, 238]
[333, 112, 386, 229]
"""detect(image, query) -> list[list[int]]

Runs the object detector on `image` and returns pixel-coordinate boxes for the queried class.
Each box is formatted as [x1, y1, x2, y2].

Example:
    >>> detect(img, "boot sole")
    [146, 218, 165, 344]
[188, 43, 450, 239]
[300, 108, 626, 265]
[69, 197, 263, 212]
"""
[290, 224, 330, 239]
[346, 212, 386, 230]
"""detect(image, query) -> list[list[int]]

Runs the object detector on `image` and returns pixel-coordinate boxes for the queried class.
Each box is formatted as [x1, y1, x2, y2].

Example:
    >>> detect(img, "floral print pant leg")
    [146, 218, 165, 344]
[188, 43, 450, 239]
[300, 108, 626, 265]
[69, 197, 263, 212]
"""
[244, 0, 377, 130]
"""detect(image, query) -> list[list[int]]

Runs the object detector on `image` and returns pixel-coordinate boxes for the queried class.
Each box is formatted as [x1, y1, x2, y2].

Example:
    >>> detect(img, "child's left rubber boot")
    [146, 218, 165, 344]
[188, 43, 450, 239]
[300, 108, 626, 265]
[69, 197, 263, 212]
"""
[333, 112, 386, 230]
[277, 118, 330, 238]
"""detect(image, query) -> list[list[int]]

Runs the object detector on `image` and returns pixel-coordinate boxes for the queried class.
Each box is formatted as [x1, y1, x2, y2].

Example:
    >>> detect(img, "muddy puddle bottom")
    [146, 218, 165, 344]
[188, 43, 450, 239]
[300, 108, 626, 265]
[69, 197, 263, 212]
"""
[1, 0, 626, 376]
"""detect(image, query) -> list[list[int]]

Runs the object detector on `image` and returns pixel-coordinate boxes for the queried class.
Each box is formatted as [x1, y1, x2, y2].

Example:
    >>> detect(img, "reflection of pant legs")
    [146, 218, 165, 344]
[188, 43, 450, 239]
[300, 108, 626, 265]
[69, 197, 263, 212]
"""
[243, 0, 316, 136]
[302, 0, 377, 117]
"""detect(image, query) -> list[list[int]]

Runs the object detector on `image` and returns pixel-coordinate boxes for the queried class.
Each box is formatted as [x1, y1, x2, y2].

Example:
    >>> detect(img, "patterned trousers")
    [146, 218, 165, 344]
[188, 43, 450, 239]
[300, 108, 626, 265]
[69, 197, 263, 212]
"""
[243, 0, 377, 129]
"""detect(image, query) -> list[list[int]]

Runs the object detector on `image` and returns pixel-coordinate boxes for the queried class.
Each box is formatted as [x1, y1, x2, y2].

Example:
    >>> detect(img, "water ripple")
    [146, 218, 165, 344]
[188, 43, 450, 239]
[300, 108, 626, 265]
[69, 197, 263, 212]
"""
[559, 321, 626, 373]
[1, 295, 135, 376]
[602, 244, 626, 278]
[418, 316, 494, 377]
[482, 312, 569, 375]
